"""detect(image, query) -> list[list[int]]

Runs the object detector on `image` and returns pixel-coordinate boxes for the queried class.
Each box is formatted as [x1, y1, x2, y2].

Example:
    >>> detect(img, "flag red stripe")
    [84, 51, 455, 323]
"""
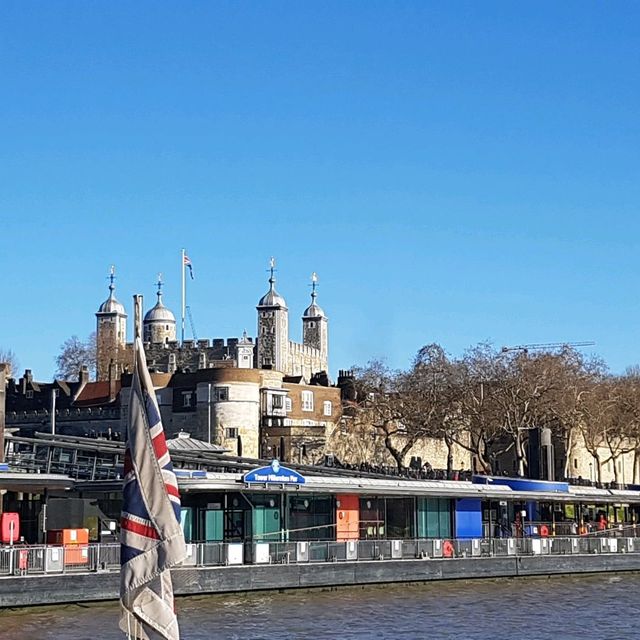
[165, 483, 180, 498]
[121, 517, 160, 540]
[152, 432, 168, 460]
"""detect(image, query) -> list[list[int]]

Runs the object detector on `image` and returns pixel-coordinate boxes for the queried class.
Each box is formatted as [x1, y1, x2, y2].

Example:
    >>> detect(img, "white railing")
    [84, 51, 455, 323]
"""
[0, 536, 637, 578]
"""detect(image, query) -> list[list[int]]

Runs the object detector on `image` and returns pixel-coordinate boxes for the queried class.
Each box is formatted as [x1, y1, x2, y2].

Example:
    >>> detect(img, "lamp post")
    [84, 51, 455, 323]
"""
[589, 462, 594, 484]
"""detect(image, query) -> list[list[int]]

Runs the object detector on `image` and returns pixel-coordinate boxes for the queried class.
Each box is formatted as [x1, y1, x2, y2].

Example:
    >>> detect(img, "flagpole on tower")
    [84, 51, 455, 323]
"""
[181, 248, 186, 345]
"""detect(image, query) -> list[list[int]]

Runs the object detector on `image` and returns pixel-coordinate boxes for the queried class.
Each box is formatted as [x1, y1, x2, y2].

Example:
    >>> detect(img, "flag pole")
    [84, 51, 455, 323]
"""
[134, 295, 143, 342]
[181, 248, 186, 345]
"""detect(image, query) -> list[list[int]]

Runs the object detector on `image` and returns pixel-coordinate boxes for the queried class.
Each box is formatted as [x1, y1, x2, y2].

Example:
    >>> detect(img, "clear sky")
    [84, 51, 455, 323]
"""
[1, 1, 639, 380]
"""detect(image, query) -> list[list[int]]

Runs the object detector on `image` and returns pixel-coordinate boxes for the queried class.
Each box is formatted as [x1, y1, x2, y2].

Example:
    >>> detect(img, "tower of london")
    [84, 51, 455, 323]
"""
[256, 263, 328, 381]
[95, 260, 329, 383]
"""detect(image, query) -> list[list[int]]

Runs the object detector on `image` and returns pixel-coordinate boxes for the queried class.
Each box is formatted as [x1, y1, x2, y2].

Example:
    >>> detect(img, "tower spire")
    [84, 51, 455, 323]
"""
[269, 257, 276, 290]
[310, 271, 318, 303]
[156, 272, 164, 304]
[108, 265, 116, 296]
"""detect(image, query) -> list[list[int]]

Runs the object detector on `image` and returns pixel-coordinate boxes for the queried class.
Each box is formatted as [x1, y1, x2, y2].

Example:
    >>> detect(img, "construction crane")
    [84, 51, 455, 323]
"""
[186, 305, 198, 342]
[501, 341, 595, 354]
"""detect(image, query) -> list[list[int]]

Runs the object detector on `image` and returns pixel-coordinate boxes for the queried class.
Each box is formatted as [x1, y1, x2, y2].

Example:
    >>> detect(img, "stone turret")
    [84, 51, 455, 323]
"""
[96, 266, 127, 381]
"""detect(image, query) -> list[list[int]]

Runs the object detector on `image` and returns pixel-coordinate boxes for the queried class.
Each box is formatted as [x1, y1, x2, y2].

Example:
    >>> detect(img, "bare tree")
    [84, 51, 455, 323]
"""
[401, 344, 459, 474]
[55, 333, 96, 381]
[0, 348, 19, 377]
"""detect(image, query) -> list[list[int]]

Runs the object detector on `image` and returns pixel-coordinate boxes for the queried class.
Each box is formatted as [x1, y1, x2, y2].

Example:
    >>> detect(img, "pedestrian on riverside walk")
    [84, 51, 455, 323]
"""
[597, 513, 608, 531]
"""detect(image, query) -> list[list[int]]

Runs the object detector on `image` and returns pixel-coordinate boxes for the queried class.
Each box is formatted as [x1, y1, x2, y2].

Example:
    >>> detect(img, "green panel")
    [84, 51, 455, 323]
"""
[254, 507, 281, 541]
[417, 498, 428, 538]
[438, 499, 451, 538]
[426, 498, 440, 538]
[180, 507, 193, 543]
[204, 510, 223, 542]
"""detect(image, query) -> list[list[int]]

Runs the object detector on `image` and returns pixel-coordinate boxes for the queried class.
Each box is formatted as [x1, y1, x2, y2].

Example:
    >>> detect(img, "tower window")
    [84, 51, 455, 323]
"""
[225, 427, 239, 439]
[272, 394, 284, 409]
[308, 321, 315, 328]
[25, 390, 33, 399]
[214, 387, 229, 402]
[301, 391, 314, 412]
[182, 392, 193, 407]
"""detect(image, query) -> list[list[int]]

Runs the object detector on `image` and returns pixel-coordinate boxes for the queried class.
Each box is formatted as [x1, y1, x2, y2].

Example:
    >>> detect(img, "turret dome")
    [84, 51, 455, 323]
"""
[143, 275, 177, 344]
[97, 268, 126, 316]
[303, 301, 325, 318]
[144, 302, 176, 323]
[144, 276, 176, 324]
[302, 272, 325, 318]
[257, 259, 287, 308]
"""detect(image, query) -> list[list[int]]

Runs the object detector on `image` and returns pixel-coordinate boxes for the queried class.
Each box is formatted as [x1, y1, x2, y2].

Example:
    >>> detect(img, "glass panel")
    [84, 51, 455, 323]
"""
[438, 498, 451, 538]
[180, 507, 193, 543]
[204, 510, 223, 542]
[386, 498, 413, 539]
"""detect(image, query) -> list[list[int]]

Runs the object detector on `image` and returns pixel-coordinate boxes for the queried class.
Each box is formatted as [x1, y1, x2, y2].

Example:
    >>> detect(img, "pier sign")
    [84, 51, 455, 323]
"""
[243, 459, 306, 485]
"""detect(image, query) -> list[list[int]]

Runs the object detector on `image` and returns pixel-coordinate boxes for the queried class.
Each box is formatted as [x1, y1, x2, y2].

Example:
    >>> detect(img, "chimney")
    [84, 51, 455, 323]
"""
[79, 365, 90, 386]
[20, 369, 33, 395]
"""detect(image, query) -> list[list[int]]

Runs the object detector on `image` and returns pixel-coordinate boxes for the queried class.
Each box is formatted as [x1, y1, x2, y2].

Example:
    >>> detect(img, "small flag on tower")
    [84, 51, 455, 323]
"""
[183, 254, 194, 280]
[120, 337, 186, 640]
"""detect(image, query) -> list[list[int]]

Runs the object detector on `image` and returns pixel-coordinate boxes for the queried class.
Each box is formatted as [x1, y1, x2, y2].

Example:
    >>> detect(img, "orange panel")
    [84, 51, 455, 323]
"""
[336, 494, 360, 541]
[47, 528, 89, 546]
[64, 545, 89, 565]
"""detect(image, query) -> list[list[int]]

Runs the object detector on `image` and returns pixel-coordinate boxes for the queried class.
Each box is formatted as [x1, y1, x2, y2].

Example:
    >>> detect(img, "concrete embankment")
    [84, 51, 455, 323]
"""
[2, 554, 640, 608]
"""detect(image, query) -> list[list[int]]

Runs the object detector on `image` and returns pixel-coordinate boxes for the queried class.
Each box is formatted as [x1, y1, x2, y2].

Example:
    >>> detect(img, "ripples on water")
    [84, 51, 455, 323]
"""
[1, 574, 639, 640]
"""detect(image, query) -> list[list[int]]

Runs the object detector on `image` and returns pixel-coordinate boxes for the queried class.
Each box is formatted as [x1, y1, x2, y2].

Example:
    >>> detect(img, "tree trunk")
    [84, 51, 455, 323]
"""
[384, 434, 405, 470]
[445, 435, 454, 476]
[612, 457, 619, 483]
[515, 431, 526, 477]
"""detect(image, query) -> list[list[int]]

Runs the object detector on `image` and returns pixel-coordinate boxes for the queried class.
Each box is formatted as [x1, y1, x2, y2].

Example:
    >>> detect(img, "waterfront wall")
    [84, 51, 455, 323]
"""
[3, 554, 640, 608]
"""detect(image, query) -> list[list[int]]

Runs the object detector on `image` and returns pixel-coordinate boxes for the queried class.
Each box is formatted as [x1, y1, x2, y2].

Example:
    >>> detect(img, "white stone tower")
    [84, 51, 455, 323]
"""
[143, 273, 177, 344]
[256, 258, 289, 371]
[302, 272, 328, 367]
[96, 266, 127, 381]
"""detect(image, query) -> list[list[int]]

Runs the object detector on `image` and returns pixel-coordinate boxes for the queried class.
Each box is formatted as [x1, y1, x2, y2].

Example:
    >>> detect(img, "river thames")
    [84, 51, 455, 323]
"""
[1, 574, 638, 639]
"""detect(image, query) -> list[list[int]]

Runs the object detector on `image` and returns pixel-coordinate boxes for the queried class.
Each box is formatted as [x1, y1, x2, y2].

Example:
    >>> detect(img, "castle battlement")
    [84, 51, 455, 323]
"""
[288, 340, 322, 358]
[125, 336, 254, 352]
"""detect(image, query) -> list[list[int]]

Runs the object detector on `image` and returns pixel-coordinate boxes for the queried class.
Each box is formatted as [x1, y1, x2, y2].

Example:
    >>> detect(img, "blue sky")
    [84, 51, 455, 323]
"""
[1, 1, 639, 380]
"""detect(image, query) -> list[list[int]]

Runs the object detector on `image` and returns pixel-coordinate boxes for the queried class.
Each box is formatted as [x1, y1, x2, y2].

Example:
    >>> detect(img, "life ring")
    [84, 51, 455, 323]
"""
[539, 525, 549, 538]
[443, 540, 455, 558]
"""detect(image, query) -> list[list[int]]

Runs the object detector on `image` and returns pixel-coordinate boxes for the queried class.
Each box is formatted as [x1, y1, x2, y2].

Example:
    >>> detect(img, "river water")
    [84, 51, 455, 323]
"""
[1, 574, 638, 639]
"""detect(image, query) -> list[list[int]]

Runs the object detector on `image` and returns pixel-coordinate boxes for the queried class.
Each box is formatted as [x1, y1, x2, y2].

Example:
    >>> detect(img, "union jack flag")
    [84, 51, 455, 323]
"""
[120, 337, 186, 640]
[183, 254, 194, 280]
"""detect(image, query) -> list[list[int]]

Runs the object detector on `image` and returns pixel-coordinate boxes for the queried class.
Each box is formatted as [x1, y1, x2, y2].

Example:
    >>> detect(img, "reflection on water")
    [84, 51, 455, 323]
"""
[1, 573, 639, 639]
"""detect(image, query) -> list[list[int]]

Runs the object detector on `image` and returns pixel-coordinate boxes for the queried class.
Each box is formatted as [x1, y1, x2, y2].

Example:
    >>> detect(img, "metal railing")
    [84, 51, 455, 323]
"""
[1, 535, 639, 578]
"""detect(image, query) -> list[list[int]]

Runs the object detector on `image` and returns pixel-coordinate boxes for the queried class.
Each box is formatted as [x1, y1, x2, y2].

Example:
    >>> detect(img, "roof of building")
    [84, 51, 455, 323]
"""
[258, 284, 287, 308]
[74, 381, 120, 407]
[257, 262, 287, 308]
[302, 302, 325, 318]
[166, 432, 228, 453]
[97, 268, 127, 315]
[303, 273, 325, 318]
[144, 277, 176, 324]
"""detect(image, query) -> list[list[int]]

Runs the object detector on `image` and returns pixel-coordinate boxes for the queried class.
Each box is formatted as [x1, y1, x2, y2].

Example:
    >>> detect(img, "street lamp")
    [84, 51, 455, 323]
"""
[589, 462, 594, 484]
